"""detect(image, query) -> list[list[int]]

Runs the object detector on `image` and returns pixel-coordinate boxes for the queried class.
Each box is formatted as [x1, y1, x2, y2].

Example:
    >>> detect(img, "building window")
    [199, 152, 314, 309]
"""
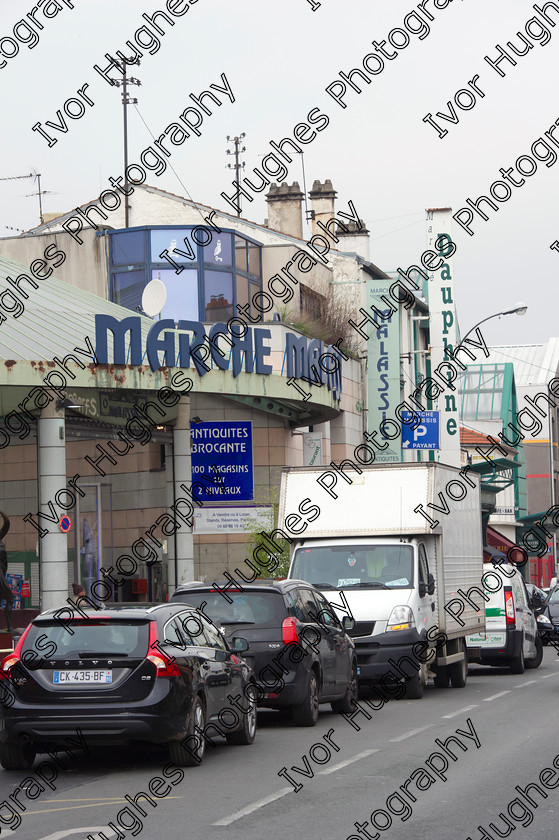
[300, 285, 325, 321]
[109, 227, 263, 323]
[204, 271, 233, 321]
[112, 270, 146, 310]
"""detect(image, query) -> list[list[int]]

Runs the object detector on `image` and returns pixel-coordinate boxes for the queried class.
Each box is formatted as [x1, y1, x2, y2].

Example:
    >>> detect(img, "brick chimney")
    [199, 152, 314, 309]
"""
[336, 219, 371, 261]
[265, 182, 304, 239]
[309, 179, 337, 237]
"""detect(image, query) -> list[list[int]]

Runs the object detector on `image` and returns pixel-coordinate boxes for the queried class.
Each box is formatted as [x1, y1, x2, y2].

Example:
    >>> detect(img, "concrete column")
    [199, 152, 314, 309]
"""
[38, 401, 68, 612]
[173, 397, 194, 584]
[165, 442, 176, 594]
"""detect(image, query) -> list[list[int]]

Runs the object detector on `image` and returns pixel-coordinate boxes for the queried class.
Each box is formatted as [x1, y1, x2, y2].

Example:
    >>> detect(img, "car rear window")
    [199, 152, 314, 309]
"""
[172, 591, 286, 628]
[23, 619, 150, 659]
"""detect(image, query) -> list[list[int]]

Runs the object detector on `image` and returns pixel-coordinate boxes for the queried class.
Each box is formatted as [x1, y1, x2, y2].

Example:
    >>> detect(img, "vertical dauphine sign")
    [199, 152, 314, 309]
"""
[425, 208, 461, 467]
[366, 277, 401, 463]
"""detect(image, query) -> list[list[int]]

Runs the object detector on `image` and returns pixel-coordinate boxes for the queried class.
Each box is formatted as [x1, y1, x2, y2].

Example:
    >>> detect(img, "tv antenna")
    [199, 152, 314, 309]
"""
[109, 58, 141, 228]
[0, 170, 54, 226]
[226, 134, 246, 217]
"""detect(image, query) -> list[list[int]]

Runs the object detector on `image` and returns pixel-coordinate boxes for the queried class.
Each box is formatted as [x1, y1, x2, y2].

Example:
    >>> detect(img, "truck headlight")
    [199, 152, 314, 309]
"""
[537, 614, 552, 626]
[386, 605, 415, 632]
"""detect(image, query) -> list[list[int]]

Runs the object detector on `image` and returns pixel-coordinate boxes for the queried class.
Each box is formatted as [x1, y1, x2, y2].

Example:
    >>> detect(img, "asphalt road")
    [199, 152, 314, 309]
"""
[2, 650, 559, 840]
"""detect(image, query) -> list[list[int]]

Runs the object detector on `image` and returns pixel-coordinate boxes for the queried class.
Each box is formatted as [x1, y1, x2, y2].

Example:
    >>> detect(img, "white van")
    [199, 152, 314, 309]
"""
[466, 563, 542, 673]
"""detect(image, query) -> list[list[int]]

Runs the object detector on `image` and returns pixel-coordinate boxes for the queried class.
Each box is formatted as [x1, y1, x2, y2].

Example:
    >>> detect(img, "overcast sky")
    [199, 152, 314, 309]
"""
[0, 0, 556, 349]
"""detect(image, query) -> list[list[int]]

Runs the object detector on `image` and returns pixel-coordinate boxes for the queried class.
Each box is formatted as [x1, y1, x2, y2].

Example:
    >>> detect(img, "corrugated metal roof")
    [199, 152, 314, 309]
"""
[484, 340, 559, 387]
[0, 253, 152, 361]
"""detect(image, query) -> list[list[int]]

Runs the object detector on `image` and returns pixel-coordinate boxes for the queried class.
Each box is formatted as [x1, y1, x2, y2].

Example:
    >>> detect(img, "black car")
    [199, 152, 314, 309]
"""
[0, 603, 256, 770]
[538, 585, 559, 645]
[171, 580, 357, 726]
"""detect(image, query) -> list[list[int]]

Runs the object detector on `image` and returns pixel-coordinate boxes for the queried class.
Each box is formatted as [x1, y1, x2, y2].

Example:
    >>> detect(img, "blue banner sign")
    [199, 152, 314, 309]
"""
[190, 421, 253, 500]
[401, 411, 440, 450]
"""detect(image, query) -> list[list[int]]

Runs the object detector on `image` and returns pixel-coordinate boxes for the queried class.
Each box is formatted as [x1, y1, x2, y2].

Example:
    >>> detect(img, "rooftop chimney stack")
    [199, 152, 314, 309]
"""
[265, 182, 304, 239]
[336, 219, 371, 261]
[309, 179, 337, 237]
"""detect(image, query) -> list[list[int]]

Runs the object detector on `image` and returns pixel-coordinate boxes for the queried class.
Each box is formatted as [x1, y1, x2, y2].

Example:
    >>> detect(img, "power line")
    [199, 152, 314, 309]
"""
[133, 103, 218, 229]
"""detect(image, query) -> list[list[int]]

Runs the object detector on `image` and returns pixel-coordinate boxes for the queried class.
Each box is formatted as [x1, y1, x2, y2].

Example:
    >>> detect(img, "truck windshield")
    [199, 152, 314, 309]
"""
[291, 545, 414, 590]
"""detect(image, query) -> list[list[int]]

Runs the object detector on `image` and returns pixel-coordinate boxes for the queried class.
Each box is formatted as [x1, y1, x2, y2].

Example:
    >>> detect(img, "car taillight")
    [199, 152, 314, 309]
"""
[146, 621, 181, 677]
[504, 588, 515, 626]
[0, 624, 32, 678]
[282, 617, 299, 645]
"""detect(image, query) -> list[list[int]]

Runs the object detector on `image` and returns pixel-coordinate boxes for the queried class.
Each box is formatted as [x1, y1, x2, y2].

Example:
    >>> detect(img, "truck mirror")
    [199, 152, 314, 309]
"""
[342, 615, 355, 632]
[427, 573, 436, 596]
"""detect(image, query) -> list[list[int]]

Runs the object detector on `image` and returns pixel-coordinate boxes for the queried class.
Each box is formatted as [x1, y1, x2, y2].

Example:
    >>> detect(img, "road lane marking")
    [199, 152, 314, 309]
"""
[442, 705, 478, 719]
[483, 691, 510, 701]
[20, 799, 182, 815]
[319, 748, 379, 775]
[541, 672, 559, 678]
[213, 788, 292, 826]
[39, 830, 118, 840]
[44, 796, 183, 804]
[514, 680, 537, 688]
[390, 724, 434, 741]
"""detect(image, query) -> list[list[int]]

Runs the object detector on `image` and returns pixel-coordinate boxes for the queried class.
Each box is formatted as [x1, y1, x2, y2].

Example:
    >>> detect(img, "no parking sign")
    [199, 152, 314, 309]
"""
[401, 411, 440, 450]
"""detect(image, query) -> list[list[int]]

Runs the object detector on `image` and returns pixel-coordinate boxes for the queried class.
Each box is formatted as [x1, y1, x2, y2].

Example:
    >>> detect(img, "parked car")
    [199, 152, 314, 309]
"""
[466, 564, 543, 672]
[0, 603, 256, 770]
[538, 584, 559, 645]
[171, 580, 357, 726]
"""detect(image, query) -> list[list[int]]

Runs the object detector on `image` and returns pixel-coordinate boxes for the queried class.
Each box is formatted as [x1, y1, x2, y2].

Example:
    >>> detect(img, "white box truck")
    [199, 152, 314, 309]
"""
[279, 462, 485, 699]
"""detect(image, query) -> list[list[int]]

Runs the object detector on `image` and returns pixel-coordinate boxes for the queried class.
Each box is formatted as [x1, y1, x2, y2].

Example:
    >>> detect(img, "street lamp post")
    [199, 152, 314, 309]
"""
[459, 302, 528, 346]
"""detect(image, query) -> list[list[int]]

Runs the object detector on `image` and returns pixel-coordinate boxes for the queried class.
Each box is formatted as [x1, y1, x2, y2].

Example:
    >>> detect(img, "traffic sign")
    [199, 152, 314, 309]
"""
[59, 516, 72, 532]
[401, 411, 440, 450]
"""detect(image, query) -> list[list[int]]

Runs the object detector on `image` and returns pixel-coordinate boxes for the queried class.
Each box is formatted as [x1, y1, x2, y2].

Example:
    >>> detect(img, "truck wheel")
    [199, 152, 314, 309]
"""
[433, 666, 450, 688]
[292, 669, 320, 726]
[509, 640, 525, 674]
[448, 642, 468, 688]
[525, 636, 543, 669]
[404, 662, 426, 699]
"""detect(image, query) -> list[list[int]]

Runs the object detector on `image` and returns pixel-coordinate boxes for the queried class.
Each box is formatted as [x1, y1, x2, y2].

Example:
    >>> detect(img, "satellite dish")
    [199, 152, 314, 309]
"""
[141, 278, 167, 318]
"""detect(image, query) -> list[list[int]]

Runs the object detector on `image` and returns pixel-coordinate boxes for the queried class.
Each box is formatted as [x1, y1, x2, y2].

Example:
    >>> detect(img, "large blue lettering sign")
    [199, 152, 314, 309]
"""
[94, 314, 342, 400]
[190, 421, 253, 500]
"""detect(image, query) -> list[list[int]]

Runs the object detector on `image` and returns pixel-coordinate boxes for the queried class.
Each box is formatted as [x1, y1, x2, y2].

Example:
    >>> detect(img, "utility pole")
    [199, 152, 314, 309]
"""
[110, 59, 141, 228]
[226, 134, 246, 217]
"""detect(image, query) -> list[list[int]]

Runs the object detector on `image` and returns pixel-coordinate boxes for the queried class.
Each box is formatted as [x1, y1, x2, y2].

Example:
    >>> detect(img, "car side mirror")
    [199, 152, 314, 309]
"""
[232, 636, 249, 654]
[427, 573, 435, 596]
[342, 616, 355, 632]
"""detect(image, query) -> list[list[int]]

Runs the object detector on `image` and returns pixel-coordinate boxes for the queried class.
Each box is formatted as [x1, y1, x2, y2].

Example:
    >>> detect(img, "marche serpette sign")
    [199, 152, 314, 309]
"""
[94, 315, 342, 400]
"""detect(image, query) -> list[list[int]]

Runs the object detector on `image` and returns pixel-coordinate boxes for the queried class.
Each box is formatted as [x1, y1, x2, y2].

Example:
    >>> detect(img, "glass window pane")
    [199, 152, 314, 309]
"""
[235, 236, 247, 272]
[236, 274, 249, 314]
[111, 231, 145, 265]
[250, 282, 261, 322]
[151, 229, 197, 264]
[248, 242, 261, 277]
[154, 269, 199, 322]
[112, 270, 145, 311]
[202, 233, 232, 267]
[204, 271, 233, 321]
